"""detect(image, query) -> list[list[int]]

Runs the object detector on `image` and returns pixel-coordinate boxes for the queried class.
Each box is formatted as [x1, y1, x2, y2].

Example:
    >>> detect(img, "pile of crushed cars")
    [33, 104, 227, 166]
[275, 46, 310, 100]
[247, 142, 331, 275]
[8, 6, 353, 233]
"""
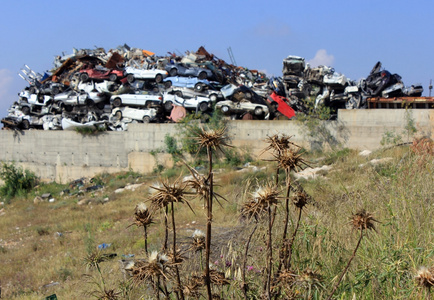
[1, 46, 423, 131]
[280, 56, 423, 114]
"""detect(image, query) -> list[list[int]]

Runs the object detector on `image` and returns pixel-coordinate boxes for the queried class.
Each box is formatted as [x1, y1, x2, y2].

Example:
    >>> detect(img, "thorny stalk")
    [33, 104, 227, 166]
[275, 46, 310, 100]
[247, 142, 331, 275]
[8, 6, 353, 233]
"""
[205, 146, 213, 300]
[285, 206, 302, 270]
[193, 125, 230, 300]
[326, 229, 364, 300]
[164, 206, 168, 251]
[327, 210, 377, 300]
[171, 201, 184, 300]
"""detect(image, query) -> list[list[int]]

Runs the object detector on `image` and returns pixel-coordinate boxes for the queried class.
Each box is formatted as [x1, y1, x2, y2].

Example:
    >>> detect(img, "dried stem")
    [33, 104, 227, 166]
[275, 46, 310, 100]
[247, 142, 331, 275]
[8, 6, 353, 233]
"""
[171, 202, 184, 300]
[144, 226, 148, 255]
[163, 206, 168, 251]
[286, 207, 302, 270]
[326, 229, 364, 300]
[205, 146, 213, 300]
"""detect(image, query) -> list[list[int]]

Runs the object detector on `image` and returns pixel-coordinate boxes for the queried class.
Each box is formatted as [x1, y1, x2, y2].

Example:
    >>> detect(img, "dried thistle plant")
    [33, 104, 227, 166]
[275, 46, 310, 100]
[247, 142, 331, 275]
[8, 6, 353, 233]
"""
[183, 273, 205, 297]
[350, 209, 378, 231]
[183, 161, 226, 208]
[83, 250, 116, 271]
[209, 269, 230, 286]
[82, 273, 121, 300]
[296, 268, 324, 292]
[327, 210, 378, 300]
[415, 266, 434, 290]
[190, 229, 206, 253]
[262, 133, 298, 156]
[193, 125, 231, 155]
[129, 202, 153, 228]
[240, 183, 280, 221]
[274, 148, 310, 173]
[285, 184, 313, 269]
[128, 202, 154, 254]
[291, 184, 311, 210]
[131, 251, 173, 285]
[148, 176, 192, 212]
[191, 125, 231, 300]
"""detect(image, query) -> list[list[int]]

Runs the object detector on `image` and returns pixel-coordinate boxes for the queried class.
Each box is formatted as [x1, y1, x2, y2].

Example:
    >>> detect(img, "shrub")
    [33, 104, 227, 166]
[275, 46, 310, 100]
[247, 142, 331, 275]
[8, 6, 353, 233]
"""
[0, 162, 39, 201]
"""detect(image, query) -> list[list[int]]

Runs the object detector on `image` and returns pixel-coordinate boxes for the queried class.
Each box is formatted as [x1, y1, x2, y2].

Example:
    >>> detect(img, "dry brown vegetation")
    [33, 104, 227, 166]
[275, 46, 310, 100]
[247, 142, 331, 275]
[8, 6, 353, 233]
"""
[0, 134, 433, 299]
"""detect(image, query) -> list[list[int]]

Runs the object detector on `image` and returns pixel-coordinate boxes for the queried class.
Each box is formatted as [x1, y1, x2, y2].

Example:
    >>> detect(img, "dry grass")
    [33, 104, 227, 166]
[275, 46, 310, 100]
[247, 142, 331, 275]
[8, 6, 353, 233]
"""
[0, 144, 433, 299]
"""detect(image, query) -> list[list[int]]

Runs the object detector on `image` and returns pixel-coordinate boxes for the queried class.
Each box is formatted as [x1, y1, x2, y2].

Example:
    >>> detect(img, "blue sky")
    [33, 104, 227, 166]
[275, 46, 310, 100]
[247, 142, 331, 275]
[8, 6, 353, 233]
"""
[1, 0, 433, 118]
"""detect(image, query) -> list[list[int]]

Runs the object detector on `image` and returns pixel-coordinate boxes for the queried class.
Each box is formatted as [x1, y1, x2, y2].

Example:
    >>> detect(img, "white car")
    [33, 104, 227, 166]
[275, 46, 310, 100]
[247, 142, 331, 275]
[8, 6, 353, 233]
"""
[110, 91, 162, 108]
[125, 67, 168, 83]
[54, 89, 105, 109]
[163, 93, 211, 112]
[216, 100, 269, 119]
[111, 107, 157, 123]
[170, 86, 222, 102]
[77, 80, 117, 93]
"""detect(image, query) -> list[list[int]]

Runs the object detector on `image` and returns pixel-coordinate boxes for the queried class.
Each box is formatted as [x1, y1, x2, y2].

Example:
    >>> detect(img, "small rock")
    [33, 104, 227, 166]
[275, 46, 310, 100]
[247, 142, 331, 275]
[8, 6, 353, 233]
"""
[77, 198, 91, 205]
[124, 183, 144, 191]
[41, 193, 51, 199]
[102, 197, 109, 203]
[359, 150, 372, 156]
[115, 188, 125, 194]
[33, 196, 43, 204]
[49, 198, 55, 203]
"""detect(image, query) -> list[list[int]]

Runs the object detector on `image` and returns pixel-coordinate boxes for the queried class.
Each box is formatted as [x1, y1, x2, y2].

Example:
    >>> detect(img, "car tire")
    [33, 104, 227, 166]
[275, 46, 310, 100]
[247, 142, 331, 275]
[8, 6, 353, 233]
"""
[155, 74, 163, 83]
[198, 71, 207, 80]
[51, 87, 60, 95]
[194, 83, 204, 92]
[164, 81, 172, 89]
[221, 105, 229, 113]
[209, 94, 217, 101]
[142, 116, 151, 123]
[127, 74, 135, 83]
[114, 111, 122, 120]
[96, 102, 106, 110]
[109, 74, 118, 82]
[21, 106, 30, 115]
[164, 101, 173, 111]
[80, 73, 89, 82]
[64, 105, 73, 112]
[169, 68, 177, 77]
[86, 99, 95, 108]
[29, 87, 36, 94]
[112, 98, 122, 107]
[254, 107, 263, 115]
[244, 91, 253, 100]
[199, 102, 209, 112]
[21, 119, 30, 130]
[175, 91, 183, 98]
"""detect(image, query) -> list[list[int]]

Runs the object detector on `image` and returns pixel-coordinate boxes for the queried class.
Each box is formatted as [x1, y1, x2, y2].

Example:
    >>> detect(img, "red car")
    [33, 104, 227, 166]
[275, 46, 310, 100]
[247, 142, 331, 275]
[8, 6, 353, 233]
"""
[267, 92, 296, 119]
[79, 67, 125, 82]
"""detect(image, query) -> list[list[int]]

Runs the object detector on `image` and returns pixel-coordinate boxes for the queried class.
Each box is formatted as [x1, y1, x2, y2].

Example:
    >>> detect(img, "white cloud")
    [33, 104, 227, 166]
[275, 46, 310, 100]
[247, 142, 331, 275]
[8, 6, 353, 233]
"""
[307, 49, 335, 67]
[0, 69, 13, 99]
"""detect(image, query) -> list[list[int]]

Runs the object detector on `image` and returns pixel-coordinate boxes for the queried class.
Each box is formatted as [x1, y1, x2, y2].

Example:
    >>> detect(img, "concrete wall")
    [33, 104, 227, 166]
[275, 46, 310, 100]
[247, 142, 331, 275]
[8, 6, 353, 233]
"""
[0, 109, 432, 183]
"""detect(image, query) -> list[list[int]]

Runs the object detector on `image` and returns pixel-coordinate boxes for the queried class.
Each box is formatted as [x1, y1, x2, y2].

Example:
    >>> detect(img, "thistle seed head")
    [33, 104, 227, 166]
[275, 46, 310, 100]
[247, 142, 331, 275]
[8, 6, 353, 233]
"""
[148, 176, 192, 211]
[416, 266, 434, 289]
[194, 125, 231, 154]
[263, 134, 298, 155]
[350, 209, 378, 231]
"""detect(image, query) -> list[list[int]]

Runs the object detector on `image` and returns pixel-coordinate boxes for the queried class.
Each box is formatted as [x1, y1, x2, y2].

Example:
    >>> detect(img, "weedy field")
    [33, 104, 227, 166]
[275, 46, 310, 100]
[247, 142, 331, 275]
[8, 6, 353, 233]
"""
[0, 128, 433, 300]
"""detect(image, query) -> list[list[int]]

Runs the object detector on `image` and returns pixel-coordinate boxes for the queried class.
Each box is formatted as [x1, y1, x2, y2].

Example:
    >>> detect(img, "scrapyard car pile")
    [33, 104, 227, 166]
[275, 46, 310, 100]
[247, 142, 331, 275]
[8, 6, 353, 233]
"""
[1, 45, 424, 130]
[277, 56, 424, 114]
